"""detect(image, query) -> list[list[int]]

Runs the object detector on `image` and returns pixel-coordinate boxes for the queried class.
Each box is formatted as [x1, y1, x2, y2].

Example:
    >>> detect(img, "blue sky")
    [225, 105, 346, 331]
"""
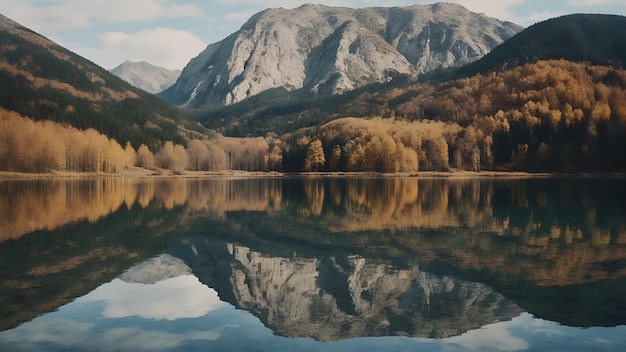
[0, 0, 624, 70]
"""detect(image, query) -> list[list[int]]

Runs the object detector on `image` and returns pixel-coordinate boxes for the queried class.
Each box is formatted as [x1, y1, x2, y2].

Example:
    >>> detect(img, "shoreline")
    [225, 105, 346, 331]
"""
[1, 168, 624, 180]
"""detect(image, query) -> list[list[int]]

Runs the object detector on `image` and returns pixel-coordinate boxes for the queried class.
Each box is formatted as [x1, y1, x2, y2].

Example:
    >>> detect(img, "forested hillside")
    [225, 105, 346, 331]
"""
[460, 14, 626, 76]
[1, 12, 625, 175]
[0, 107, 281, 174]
[396, 60, 626, 171]
[0, 14, 196, 151]
[279, 60, 626, 172]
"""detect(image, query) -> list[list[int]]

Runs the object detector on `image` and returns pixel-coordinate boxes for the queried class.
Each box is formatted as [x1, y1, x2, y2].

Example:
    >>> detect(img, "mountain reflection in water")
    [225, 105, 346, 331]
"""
[170, 240, 523, 340]
[0, 176, 625, 349]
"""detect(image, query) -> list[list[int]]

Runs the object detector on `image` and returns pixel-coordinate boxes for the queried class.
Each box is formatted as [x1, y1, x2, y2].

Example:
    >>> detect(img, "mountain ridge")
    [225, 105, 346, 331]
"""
[160, 2, 522, 108]
[110, 61, 181, 94]
[458, 13, 626, 77]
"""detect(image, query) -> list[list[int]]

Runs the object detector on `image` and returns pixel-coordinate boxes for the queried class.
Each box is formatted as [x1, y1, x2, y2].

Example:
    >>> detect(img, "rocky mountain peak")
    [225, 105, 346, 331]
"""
[160, 3, 522, 108]
[110, 60, 181, 94]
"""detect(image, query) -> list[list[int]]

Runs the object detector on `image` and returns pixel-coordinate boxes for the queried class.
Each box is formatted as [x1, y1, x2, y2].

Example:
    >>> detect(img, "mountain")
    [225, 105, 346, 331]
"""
[173, 239, 522, 341]
[189, 14, 626, 172]
[458, 14, 626, 76]
[160, 3, 522, 108]
[0, 14, 197, 149]
[119, 254, 191, 284]
[110, 61, 181, 94]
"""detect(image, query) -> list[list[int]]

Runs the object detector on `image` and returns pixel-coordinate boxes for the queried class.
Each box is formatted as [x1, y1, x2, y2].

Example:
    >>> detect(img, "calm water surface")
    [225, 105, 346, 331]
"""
[0, 176, 625, 351]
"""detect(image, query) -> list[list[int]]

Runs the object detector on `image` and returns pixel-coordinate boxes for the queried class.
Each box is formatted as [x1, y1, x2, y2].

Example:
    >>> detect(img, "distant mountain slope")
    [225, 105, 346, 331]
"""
[0, 14, 194, 149]
[460, 14, 626, 76]
[110, 61, 181, 94]
[119, 254, 191, 284]
[161, 3, 521, 108]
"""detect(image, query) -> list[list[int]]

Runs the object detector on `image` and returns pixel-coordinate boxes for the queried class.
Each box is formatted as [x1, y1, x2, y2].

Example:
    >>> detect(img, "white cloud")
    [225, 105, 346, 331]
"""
[74, 27, 207, 70]
[214, 0, 354, 9]
[84, 275, 227, 320]
[0, 273, 230, 351]
[568, 0, 625, 5]
[98, 327, 221, 350]
[513, 10, 564, 26]
[224, 10, 259, 23]
[210, 0, 529, 26]
[454, 0, 526, 21]
[444, 314, 530, 351]
[0, 320, 95, 350]
[0, 0, 202, 31]
[0, 320, 222, 351]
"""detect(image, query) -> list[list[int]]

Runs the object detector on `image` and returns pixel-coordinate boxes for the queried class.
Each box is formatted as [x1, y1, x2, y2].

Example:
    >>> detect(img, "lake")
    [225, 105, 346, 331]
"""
[0, 176, 625, 351]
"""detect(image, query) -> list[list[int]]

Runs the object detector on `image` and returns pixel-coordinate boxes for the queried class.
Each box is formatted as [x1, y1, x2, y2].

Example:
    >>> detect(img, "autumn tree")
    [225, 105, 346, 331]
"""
[187, 139, 209, 171]
[172, 143, 188, 171]
[155, 141, 175, 169]
[267, 140, 283, 171]
[124, 142, 137, 169]
[304, 139, 326, 171]
[136, 144, 155, 169]
[206, 142, 227, 171]
[0, 108, 131, 173]
[328, 145, 342, 170]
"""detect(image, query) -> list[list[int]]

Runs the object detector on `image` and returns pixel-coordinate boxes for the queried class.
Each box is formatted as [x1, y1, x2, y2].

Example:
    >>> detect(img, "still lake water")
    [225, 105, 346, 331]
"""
[0, 176, 625, 351]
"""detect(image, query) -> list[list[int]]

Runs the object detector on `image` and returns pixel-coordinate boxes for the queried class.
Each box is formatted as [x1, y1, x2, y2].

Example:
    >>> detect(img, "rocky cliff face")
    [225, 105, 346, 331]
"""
[174, 240, 522, 341]
[162, 3, 522, 108]
[110, 61, 181, 94]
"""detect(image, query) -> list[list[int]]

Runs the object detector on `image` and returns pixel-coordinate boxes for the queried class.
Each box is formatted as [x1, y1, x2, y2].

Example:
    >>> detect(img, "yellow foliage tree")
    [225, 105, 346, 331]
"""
[303, 139, 325, 172]
[0, 108, 129, 173]
[136, 144, 155, 169]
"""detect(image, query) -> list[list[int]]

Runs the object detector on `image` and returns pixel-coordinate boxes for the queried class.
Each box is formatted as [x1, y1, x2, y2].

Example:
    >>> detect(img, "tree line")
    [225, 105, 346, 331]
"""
[308, 60, 626, 172]
[0, 109, 477, 174]
[2, 60, 625, 174]
[0, 109, 134, 173]
[0, 108, 282, 173]
[197, 59, 626, 173]
[281, 118, 456, 172]
[391, 60, 626, 171]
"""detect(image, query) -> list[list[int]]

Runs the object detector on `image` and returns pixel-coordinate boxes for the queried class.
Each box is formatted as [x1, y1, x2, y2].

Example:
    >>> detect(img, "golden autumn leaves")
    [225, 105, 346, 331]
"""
[294, 59, 626, 172]
[0, 109, 281, 173]
[2, 59, 625, 174]
[0, 109, 136, 173]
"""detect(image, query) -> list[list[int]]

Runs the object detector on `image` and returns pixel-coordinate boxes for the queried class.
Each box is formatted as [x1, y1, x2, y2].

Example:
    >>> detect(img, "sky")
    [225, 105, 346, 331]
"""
[0, 0, 625, 70]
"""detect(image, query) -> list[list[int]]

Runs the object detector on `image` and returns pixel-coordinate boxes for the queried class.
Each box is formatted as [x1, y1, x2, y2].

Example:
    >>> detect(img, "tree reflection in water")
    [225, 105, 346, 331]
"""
[0, 176, 625, 335]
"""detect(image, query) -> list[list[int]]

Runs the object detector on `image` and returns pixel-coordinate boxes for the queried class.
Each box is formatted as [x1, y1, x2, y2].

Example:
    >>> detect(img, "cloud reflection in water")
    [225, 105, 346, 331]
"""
[82, 275, 226, 321]
[1, 273, 625, 351]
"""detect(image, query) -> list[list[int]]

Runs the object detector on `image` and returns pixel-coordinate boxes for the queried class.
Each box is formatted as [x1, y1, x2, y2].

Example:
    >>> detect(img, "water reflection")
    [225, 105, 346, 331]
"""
[0, 178, 283, 243]
[171, 240, 522, 340]
[2, 241, 624, 351]
[2, 177, 624, 248]
[86, 254, 226, 321]
[0, 176, 625, 347]
[0, 179, 192, 331]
